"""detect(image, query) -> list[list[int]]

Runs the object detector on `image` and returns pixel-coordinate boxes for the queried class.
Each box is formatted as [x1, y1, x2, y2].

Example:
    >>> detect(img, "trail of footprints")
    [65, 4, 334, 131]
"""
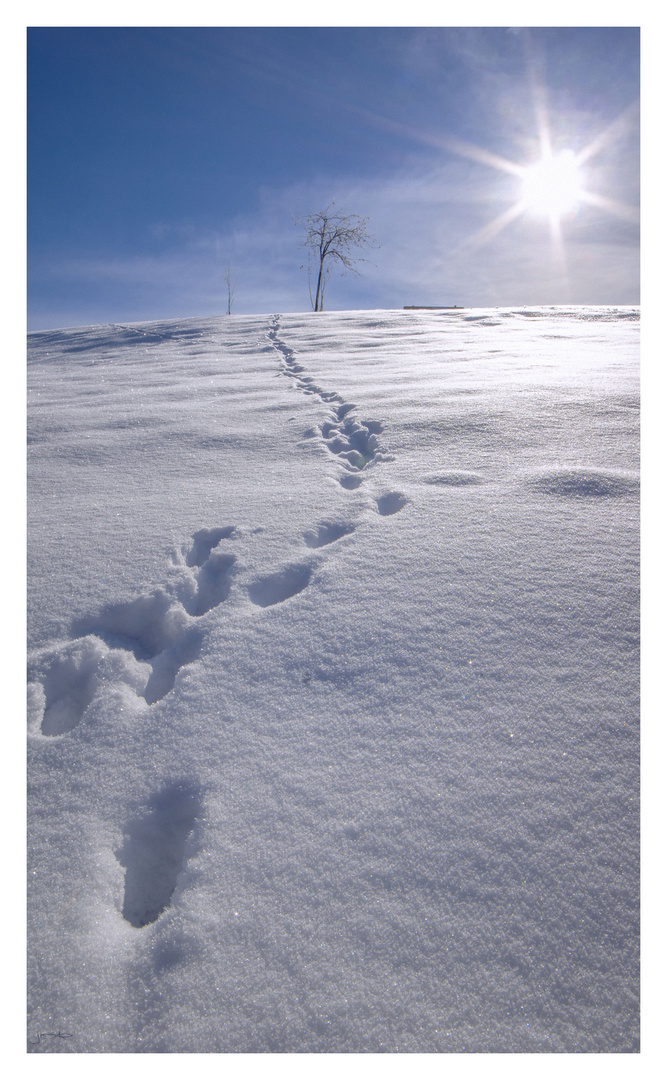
[31, 315, 637, 938]
[26, 319, 441, 738]
[32, 316, 633, 931]
[268, 315, 391, 486]
[32, 316, 634, 931]
[29, 502, 407, 741]
[28, 315, 409, 930]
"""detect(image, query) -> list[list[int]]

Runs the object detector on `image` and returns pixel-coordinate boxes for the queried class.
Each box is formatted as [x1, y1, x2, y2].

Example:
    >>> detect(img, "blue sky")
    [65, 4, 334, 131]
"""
[27, 25, 639, 329]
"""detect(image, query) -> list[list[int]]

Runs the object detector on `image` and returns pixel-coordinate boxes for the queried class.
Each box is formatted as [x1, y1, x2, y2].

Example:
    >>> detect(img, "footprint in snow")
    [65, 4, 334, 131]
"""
[70, 527, 239, 698]
[376, 491, 408, 516]
[31, 508, 379, 736]
[70, 590, 205, 704]
[247, 564, 312, 607]
[185, 526, 236, 567]
[118, 781, 202, 928]
[28, 638, 109, 736]
[320, 411, 386, 473]
[180, 526, 237, 614]
[141, 631, 204, 705]
[28, 635, 159, 735]
[303, 521, 355, 548]
[72, 590, 192, 661]
[181, 552, 236, 617]
[339, 474, 363, 490]
[31, 525, 239, 733]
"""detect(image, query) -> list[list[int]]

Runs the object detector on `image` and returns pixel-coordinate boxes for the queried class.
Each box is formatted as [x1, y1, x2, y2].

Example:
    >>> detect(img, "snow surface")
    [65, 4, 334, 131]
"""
[27, 306, 639, 1054]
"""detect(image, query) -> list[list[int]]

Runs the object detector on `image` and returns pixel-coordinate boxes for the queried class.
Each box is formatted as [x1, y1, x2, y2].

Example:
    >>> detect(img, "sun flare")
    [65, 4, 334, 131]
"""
[520, 149, 583, 219]
[445, 97, 638, 259]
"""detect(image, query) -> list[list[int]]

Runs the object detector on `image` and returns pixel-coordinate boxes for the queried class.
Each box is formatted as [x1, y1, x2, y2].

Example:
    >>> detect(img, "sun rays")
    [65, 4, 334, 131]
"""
[452, 80, 639, 272]
[520, 150, 584, 220]
[456, 103, 638, 250]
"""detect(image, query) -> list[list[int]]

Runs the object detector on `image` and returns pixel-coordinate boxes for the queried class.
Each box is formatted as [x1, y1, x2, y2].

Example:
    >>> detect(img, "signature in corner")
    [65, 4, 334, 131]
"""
[28, 1031, 74, 1045]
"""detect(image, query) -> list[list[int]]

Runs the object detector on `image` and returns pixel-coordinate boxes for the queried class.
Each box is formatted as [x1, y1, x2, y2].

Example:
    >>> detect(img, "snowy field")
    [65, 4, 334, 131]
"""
[27, 306, 639, 1054]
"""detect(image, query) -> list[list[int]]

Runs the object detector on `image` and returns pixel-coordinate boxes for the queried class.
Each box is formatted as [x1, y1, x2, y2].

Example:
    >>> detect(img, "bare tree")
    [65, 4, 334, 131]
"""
[223, 262, 236, 315]
[297, 204, 378, 312]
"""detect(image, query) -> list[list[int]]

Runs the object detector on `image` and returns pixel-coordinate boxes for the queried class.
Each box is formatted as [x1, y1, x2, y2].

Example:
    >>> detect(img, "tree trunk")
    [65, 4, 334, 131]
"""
[315, 252, 325, 310]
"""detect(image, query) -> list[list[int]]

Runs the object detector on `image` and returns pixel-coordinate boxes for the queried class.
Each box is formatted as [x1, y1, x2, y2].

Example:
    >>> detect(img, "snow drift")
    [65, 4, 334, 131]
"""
[27, 306, 639, 1053]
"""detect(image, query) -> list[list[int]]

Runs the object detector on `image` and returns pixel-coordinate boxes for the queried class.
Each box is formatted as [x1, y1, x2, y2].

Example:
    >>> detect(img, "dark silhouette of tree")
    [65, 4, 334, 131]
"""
[297, 204, 378, 311]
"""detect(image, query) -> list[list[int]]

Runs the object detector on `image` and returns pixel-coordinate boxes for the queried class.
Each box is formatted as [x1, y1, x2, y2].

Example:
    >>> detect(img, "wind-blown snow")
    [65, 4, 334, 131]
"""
[27, 306, 639, 1053]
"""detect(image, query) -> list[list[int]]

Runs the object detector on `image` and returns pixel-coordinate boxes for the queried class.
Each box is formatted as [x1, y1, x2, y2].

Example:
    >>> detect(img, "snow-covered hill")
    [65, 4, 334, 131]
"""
[27, 307, 639, 1053]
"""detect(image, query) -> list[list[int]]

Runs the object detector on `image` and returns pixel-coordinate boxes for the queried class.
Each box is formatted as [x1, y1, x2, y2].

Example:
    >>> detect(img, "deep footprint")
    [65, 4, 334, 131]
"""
[184, 553, 236, 616]
[142, 629, 204, 705]
[186, 526, 235, 568]
[304, 522, 355, 548]
[71, 591, 205, 705]
[320, 416, 384, 471]
[118, 782, 202, 928]
[71, 590, 189, 661]
[376, 491, 408, 516]
[248, 564, 312, 607]
[32, 638, 107, 736]
[34, 529, 237, 730]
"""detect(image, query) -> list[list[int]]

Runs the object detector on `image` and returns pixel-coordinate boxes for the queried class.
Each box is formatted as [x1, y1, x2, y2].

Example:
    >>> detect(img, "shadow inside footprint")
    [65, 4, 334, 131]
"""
[304, 522, 355, 548]
[72, 590, 188, 661]
[71, 591, 204, 705]
[186, 527, 235, 568]
[34, 638, 107, 735]
[376, 491, 408, 516]
[185, 553, 236, 616]
[118, 782, 202, 928]
[339, 474, 363, 490]
[248, 564, 312, 608]
[143, 628, 204, 704]
[323, 416, 382, 472]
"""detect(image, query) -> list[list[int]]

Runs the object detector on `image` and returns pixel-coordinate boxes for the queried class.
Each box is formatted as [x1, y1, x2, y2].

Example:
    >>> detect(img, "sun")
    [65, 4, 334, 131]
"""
[519, 149, 583, 220]
[438, 101, 638, 257]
